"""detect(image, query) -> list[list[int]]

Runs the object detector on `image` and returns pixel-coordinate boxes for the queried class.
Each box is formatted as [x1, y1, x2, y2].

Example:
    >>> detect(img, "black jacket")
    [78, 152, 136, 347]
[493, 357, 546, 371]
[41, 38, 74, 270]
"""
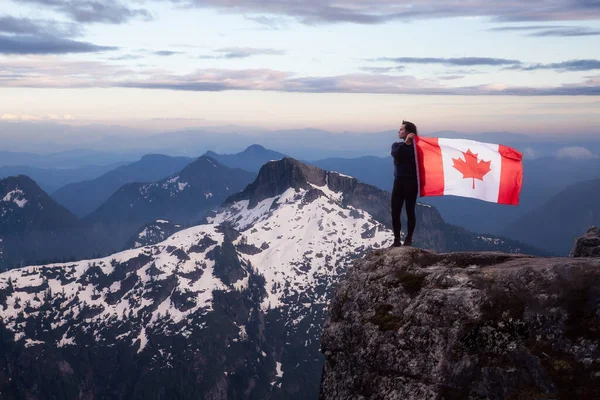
[391, 142, 417, 178]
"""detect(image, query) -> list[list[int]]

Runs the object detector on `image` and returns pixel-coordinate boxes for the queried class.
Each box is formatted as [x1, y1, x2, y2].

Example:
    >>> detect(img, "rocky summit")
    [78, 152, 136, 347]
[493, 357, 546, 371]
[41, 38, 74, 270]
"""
[320, 246, 600, 399]
[571, 225, 600, 258]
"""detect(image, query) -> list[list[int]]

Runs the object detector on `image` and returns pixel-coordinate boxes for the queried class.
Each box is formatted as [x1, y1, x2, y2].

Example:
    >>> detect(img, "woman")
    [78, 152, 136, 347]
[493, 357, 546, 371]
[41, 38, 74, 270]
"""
[390, 120, 418, 247]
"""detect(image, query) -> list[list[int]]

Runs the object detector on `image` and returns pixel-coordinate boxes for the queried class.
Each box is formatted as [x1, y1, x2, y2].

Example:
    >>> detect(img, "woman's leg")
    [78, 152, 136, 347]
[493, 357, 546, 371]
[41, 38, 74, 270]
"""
[391, 178, 405, 241]
[405, 179, 418, 242]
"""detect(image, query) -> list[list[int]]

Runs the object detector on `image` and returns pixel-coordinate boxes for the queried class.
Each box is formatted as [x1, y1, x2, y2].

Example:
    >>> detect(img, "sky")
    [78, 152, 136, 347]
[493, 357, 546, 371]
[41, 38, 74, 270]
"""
[1, 0, 600, 135]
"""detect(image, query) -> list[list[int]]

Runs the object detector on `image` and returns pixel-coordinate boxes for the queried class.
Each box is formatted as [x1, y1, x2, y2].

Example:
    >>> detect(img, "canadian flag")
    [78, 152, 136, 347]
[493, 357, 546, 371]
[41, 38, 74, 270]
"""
[414, 136, 523, 205]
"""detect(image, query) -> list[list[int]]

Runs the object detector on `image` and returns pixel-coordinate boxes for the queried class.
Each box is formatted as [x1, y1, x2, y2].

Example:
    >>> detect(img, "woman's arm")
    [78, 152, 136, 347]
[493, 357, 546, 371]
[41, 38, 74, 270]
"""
[391, 142, 412, 160]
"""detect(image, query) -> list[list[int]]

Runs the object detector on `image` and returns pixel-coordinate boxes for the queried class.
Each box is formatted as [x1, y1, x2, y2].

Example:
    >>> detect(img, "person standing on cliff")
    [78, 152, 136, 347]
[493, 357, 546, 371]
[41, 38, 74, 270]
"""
[390, 120, 418, 247]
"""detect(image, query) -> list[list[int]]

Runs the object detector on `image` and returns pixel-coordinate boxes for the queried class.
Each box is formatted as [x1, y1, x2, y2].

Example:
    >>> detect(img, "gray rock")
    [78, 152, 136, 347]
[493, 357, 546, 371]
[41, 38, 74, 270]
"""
[570, 226, 600, 258]
[320, 247, 600, 399]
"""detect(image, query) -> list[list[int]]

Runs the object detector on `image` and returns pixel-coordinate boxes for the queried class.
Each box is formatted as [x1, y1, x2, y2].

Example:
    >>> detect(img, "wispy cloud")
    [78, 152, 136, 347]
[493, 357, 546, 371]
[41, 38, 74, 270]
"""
[166, 0, 600, 25]
[117, 70, 600, 96]
[153, 50, 184, 56]
[360, 66, 405, 73]
[246, 15, 289, 30]
[0, 34, 117, 54]
[18, 0, 152, 24]
[511, 59, 600, 72]
[0, 15, 82, 37]
[490, 25, 600, 37]
[1, 113, 74, 121]
[437, 75, 464, 80]
[0, 57, 136, 87]
[0, 15, 116, 54]
[556, 146, 598, 159]
[199, 47, 286, 59]
[373, 57, 522, 67]
[2, 60, 599, 96]
[107, 54, 143, 61]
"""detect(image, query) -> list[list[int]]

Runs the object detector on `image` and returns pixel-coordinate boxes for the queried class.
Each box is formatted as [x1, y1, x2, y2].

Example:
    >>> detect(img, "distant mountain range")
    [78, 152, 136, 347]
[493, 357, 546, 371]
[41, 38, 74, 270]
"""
[0, 148, 139, 168]
[3, 120, 600, 161]
[502, 178, 600, 256]
[53, 154, 194, 217]
[0, 163, 127, 193]
[4, 139, 592, 263]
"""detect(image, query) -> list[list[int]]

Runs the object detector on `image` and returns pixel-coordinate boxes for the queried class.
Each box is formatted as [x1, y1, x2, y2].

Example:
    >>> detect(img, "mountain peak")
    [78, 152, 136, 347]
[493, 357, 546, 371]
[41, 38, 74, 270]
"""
[201, 145, 287, 173]
[224, 157, 327, 208]
[243, 144, 267, 153]
[179, 155, 222, 174]
[139, 154, 176, 163]
[0, 175, 44, 201]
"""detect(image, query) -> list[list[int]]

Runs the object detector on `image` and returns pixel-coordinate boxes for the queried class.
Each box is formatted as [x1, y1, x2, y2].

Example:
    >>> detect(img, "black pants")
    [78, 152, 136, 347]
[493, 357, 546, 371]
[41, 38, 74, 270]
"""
[391, 176, 418, 240]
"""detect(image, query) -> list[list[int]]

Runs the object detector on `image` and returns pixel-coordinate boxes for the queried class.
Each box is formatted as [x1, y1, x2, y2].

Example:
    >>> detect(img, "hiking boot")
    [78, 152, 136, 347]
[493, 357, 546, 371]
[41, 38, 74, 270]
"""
[403, 237, 413, 246]
[389, 238, 402, 248]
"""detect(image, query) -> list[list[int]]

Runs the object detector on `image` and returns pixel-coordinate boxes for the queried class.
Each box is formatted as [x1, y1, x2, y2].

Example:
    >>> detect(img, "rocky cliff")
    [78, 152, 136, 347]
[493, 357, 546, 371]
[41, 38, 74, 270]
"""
[320, 234, 600, 399]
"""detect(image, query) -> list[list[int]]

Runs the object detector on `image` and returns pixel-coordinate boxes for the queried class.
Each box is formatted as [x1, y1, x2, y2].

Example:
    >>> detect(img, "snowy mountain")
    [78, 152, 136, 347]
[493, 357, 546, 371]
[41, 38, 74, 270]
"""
[84, 156, 256, 252]
[0, 160, 390, 398]
[0, 158, 543, 398]
[0, 176, 104, 270]
[1, 175, 79, 233]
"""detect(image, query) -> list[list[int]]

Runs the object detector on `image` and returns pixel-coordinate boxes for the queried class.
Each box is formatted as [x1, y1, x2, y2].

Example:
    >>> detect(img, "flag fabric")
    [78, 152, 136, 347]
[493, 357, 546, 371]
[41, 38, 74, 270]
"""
[414, 136, 523, 205]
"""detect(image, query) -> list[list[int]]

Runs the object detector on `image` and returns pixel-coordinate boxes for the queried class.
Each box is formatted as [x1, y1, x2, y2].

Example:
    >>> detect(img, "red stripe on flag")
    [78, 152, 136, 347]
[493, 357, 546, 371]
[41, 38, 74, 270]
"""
[498, 144, 523, 205]
[415, 137, 444, 197]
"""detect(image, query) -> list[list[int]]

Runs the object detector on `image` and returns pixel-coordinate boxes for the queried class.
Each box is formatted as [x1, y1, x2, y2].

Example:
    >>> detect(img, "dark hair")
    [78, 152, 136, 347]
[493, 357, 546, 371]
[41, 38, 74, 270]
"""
[402, 120, 418, 135]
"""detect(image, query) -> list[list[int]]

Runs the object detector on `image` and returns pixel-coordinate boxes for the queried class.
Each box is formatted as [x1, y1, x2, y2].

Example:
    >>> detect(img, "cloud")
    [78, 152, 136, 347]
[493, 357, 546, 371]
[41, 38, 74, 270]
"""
[153, 50, 183, 56]
[165, 0, 600, 25]
[437, 75, 464, 80]
[0, 15, 82, 37]
[2, 60, 600, 96]
[0, 15, 116, 55]
[522, 147, 539, 159]
[0, 57, 137, 87]
[120, 69, 293, 91]
[556, 146, 598, 159]
[360, 66, 405, 73]
[246, 16, 289, 30]
[199, 47, 287, 59]
[373, 57, 522, 67]
[530, 27, 600, 36]
[107, 54, 143, 61]
[18, 0, 152, 24]
[0, 34, 117, 54]
[510, 59, 600, 72]
[489, 25, 600, 37]
[117, 70, 600, 96]
[1, 113, 74, 121]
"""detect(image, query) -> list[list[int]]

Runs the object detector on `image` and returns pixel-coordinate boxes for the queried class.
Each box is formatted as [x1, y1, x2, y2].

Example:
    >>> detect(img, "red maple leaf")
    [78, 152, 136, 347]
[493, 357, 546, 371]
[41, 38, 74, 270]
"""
[452, 149, 492, 189]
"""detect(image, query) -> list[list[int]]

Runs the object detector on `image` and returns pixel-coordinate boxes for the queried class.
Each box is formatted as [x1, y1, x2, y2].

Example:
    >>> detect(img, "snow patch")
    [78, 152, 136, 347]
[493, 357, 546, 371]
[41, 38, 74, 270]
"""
[332, 171, 353, 179]
[136, 327, 148, 353]
[2, 189, 28, 208]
